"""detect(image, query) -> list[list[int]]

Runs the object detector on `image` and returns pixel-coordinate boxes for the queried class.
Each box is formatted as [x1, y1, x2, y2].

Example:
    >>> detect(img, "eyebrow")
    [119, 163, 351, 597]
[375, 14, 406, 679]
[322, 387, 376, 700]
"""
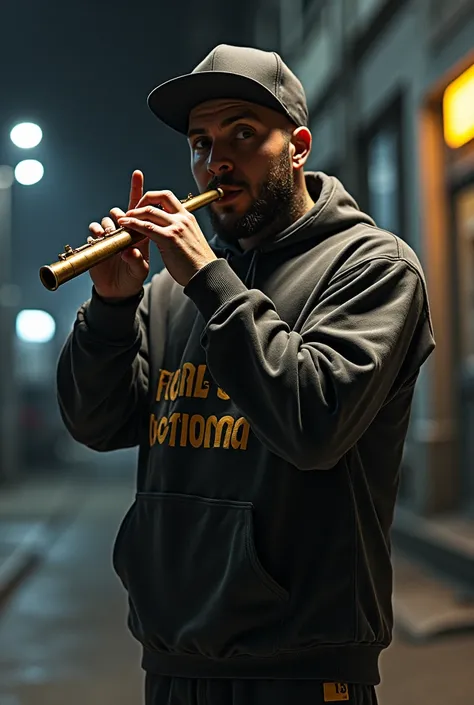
[187, 110, 261, 139]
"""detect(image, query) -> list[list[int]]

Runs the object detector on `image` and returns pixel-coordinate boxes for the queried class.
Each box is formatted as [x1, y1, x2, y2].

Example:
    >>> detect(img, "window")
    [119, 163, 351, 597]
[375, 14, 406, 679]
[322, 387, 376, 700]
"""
[367, 128, 400, 233]
[358, 91, 405, 237]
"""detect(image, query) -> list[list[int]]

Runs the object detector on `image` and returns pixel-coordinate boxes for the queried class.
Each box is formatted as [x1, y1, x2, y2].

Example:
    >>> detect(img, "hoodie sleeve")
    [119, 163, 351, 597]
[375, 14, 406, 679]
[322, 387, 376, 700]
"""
[184, 256, 434, 470]
[56, 283, 151, 452]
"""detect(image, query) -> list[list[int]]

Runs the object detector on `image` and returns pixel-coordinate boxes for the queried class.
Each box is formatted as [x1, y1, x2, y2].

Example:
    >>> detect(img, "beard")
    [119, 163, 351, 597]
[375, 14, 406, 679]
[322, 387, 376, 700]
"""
[208, 143, 303, 246]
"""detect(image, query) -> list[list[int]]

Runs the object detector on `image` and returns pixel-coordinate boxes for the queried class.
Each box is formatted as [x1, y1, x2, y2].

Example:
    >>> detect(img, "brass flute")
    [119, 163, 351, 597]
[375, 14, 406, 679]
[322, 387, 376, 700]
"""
[39, 187, 224, 291]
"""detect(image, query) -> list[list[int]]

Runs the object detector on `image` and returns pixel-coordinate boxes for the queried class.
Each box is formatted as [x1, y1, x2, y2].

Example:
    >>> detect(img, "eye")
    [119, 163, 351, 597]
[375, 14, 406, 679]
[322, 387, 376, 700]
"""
[235, 127, 255, 140]
[193, 137, 211, 151]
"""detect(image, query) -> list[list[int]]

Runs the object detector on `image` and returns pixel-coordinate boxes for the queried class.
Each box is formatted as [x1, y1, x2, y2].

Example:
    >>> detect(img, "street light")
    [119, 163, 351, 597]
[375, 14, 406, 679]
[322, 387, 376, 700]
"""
[14, 159, 44, 186]
[0, 121, 44, 481]
[9, 122, 44, 186]
[16, 309, 56, 344]
[10, 122, 43, 150]
[0, 120, 44, 291]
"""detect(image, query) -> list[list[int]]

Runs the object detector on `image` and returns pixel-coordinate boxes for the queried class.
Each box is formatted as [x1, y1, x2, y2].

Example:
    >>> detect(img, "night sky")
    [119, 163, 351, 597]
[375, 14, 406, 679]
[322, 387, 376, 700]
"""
[0, 0, 255, 331]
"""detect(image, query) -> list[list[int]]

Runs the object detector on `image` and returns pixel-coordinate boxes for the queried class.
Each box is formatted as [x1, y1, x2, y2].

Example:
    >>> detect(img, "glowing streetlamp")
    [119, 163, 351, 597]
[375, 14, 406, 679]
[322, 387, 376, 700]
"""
[10, 122, 43, 150]
[0, 121, 44, 479]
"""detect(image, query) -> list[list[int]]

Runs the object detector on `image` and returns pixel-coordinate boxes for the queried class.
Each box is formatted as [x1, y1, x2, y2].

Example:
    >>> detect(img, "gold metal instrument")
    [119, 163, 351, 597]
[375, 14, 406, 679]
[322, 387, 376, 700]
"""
[39, 187, 224, 291]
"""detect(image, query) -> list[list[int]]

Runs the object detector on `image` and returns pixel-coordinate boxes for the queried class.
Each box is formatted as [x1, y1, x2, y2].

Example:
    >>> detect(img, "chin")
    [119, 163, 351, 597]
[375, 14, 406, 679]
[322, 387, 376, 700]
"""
[215, 207, 242, 224]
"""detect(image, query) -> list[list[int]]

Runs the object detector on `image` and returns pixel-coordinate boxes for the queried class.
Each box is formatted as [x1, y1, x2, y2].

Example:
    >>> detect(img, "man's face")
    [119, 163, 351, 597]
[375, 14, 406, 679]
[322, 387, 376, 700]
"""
[187, 99, 298, 245]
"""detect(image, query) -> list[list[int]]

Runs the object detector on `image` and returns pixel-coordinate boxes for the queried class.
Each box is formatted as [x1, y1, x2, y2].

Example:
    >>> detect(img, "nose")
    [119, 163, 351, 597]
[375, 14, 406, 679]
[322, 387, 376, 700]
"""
[206, 143, 233, 178]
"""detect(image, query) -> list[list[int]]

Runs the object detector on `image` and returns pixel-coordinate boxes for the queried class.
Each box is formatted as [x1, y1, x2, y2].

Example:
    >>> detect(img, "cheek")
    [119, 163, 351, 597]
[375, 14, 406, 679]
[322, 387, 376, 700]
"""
[191, 158, 208, 186]
[243, 139, 276, 171]
[241, 154, 268, 188]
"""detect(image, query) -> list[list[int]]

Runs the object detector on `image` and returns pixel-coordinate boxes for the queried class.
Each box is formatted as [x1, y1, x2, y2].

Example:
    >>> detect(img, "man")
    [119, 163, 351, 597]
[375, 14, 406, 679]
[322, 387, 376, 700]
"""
[57, 45, 435, 704]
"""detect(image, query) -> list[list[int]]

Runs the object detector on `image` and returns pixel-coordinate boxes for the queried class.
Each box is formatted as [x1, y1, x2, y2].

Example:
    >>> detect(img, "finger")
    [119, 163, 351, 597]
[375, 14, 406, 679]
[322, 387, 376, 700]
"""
[133, 236, 150, 262]
[122, 205, 174, 226]
[89, 221, 104, 237]
[121, 246, 150, 277]
[117, 216, 150, 260]
[116, 217, 164, 242]
[111, 206, 150, 260]
[123, 227, 150, 259]
[133, 189, 184, 214]
[110, 207, 126, 220]
[128, 170, 144, 211]
[101, 216, 116, 233]
[121, 247, 145, 263]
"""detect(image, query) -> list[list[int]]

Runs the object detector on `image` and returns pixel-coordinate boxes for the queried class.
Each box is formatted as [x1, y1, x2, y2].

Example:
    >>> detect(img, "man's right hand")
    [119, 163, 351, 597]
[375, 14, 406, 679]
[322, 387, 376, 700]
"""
[88, 170, 150, 300]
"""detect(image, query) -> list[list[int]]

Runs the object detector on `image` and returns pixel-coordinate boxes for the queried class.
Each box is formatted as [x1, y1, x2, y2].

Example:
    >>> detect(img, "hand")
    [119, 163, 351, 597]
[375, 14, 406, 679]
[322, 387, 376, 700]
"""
[88, 170, 150, 300]
[117, 190, 217, 288]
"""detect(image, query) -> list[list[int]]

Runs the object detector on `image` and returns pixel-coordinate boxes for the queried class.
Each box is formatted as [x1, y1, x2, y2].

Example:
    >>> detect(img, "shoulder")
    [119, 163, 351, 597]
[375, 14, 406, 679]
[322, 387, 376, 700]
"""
[326, 224, 426, 283]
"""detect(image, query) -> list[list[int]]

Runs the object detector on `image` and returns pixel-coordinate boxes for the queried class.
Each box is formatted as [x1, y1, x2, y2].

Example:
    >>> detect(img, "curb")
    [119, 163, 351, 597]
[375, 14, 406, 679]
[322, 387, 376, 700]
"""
[392, 553, 474, 642]
[0, 544, 41, 609]
[0, 511, 71, 611]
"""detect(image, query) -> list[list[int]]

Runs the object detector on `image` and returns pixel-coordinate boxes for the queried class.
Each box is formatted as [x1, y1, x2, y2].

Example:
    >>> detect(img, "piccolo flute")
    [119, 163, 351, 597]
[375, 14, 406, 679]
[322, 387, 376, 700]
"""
[39, 187, 224, 291]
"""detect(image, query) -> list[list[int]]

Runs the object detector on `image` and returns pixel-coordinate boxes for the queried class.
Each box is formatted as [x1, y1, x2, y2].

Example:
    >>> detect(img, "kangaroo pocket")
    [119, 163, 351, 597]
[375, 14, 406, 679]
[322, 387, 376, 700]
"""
[112, 492, 289, 659]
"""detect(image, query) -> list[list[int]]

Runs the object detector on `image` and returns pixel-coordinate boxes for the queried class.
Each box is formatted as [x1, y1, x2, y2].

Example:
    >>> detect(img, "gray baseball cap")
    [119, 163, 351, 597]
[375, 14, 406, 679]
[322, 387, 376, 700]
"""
[147, 44, 309, 135]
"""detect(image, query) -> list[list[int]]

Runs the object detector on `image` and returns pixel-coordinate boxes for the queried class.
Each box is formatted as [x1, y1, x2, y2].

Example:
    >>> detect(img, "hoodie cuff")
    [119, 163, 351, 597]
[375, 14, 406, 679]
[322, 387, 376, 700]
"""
[83, 287, 144, 342]
[184, 259, 247, 322]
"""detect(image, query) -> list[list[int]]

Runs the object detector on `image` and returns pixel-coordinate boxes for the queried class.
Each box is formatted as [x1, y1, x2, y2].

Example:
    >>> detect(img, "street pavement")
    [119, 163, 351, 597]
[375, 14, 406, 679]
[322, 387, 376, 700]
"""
[0, 458, 144, 705]
[0, 460, 473, 704]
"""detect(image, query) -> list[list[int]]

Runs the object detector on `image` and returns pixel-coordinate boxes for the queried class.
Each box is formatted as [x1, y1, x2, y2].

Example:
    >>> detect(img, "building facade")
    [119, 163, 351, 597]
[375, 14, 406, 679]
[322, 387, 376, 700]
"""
[254, 0, 474, 589]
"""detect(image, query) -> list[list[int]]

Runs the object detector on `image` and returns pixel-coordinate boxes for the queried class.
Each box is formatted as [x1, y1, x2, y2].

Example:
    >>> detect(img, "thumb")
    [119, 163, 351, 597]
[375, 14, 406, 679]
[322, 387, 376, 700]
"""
[121, 247, 150, 278]
[135, 236, 150, 263]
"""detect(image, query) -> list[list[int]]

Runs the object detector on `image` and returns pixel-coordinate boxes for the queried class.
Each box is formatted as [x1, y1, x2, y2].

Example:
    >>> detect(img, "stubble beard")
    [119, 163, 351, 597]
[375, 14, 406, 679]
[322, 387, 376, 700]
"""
[208, 145, 305, 246]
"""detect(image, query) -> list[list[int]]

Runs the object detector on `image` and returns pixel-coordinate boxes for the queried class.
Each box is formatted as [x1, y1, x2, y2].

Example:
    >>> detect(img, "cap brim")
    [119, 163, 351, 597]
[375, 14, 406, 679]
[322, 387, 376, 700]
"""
[147, 71, 290, 135]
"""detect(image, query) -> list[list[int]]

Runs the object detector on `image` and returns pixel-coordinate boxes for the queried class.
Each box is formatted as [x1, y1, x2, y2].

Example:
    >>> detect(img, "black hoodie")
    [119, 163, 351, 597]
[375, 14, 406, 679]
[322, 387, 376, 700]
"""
[57, 172, 435, 685]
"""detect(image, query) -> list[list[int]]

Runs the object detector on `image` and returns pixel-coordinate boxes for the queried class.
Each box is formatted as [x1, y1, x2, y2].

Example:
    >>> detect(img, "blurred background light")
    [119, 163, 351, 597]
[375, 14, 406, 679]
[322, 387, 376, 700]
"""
[15, 309, 56, 343]
[10, 122, 43, 149]
[14, 159, 44, 186]
[443, 63, 474, 149]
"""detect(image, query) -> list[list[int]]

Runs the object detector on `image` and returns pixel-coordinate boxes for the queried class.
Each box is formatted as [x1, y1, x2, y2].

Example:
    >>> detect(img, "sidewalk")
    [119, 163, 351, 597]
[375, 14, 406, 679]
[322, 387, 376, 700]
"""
[0, 465, 473, 705]
[392, 552, 474, 641]
[0, 445, 137, 610]
[0, 473, 87, 608]
[0, 467, 141, 705]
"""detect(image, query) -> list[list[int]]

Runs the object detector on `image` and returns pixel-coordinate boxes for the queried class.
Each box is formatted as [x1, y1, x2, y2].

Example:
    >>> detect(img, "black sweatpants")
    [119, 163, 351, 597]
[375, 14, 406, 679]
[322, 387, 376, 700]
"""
[145, 674, 379, 705]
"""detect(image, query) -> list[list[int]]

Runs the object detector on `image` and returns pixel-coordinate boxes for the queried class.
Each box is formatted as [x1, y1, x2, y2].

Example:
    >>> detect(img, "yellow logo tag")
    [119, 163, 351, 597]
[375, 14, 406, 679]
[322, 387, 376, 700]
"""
[323, 682, 350, 701]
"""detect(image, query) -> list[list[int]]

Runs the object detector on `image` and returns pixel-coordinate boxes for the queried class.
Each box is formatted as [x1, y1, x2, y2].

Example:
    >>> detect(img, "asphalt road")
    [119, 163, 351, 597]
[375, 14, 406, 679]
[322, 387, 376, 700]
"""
[0, 475, 143, 705]
[0, 471, 473, 705]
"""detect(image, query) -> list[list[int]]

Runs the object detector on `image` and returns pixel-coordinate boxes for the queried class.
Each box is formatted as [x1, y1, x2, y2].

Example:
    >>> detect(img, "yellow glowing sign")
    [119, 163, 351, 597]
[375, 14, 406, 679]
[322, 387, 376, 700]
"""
[443, 63, 474, 149]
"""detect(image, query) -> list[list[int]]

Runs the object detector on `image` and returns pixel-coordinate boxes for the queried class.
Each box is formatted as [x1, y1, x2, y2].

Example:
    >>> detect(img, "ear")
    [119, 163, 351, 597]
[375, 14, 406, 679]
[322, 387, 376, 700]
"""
[289, 127, 312, 171]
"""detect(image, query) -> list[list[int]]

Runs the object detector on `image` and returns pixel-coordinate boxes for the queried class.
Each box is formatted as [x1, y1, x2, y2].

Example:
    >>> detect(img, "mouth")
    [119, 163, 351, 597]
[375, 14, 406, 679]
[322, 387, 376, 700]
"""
[216, 188, 244, 204]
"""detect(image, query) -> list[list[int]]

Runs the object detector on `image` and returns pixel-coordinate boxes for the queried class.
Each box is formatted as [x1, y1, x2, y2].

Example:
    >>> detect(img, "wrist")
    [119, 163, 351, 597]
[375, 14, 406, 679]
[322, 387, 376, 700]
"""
[93, 286, 144, 305]
[85, 287, 144, 341]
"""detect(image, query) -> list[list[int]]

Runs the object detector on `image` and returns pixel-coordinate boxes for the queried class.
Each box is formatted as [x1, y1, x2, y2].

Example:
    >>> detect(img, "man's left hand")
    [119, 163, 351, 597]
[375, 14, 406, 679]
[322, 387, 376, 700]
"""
[117, 190, 218, 287]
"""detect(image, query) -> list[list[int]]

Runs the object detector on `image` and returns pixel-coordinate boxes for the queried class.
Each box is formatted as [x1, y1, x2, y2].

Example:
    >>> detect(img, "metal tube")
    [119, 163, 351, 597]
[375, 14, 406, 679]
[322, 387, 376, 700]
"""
[39, 187, 224, 291]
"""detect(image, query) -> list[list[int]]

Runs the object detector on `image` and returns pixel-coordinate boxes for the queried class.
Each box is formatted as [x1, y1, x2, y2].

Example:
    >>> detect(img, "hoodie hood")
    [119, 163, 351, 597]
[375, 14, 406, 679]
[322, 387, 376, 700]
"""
[208, 171, 376, 259]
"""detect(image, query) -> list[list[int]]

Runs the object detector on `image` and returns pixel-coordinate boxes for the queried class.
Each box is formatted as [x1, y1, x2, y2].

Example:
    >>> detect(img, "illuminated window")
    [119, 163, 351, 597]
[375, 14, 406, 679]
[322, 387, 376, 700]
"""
[443, 64, 474, 149]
